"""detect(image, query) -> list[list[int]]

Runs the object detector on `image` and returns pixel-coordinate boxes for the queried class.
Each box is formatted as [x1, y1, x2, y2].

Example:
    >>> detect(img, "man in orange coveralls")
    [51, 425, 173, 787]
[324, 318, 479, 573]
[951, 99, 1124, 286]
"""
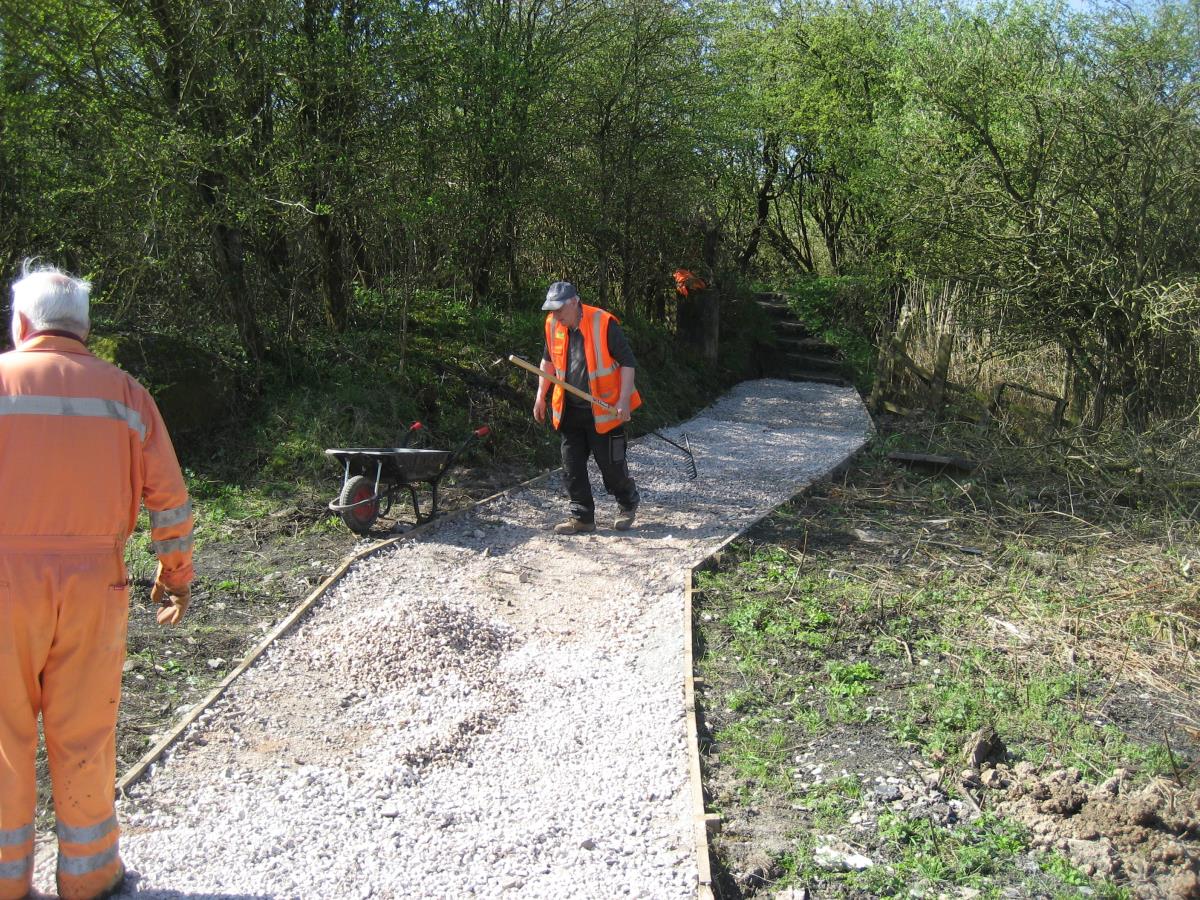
[0, 262, 194, 900]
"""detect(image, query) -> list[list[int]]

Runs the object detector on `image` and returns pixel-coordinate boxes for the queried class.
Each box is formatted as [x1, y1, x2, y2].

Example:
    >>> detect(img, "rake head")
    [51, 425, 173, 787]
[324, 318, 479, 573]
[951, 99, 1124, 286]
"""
[681, 434, 698, 480]
[648, 428, 697, 480]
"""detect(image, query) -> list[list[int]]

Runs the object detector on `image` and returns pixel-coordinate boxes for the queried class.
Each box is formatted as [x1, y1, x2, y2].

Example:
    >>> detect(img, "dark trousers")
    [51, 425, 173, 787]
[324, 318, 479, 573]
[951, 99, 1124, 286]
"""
[559, 403, 639, 523]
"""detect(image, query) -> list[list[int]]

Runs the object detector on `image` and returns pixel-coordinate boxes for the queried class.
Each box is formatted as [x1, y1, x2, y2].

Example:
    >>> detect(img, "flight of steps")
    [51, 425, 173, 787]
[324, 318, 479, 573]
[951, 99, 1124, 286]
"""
[753, 292, 851, 386]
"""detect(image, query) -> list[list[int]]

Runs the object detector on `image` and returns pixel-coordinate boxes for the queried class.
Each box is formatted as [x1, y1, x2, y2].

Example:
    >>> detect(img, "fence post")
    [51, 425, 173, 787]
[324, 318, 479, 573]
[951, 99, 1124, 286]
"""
[929, 331, 954, 416]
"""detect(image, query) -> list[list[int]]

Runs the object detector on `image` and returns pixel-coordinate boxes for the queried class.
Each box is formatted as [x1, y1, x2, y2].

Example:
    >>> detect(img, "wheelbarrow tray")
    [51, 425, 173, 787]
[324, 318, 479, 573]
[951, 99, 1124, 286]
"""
[325, 448, 452, 483]
[326, 423, 490, 534]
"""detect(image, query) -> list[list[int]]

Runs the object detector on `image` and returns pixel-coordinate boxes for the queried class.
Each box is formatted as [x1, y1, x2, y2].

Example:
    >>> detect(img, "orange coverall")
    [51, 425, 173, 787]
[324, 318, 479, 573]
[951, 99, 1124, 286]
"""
[0, 333, 194, 900]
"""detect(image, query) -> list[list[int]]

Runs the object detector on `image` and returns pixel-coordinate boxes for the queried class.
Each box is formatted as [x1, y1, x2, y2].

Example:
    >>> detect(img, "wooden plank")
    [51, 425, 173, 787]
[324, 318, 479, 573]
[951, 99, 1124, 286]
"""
[682, 442, 866, 899]
[929, 331, 954, 413]
[889, 336, 968, 395]
[684, 575, 715, 897]
[997, 381, 1063, 404]
[790, 371, 849, 387]
[887, 450, 977, 474]
[988, 381, 1068, 429]
[778, 337, 838, 354]
[889, 336, 933, 385]
[783, 353, 845, 372]
[116, 466, 558, 795]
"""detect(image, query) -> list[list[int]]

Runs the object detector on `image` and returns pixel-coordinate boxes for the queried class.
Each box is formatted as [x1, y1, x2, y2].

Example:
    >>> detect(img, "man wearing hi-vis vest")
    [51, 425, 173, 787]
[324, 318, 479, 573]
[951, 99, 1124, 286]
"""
[0, 263, 194, 900]
[532, 281, 641, 534]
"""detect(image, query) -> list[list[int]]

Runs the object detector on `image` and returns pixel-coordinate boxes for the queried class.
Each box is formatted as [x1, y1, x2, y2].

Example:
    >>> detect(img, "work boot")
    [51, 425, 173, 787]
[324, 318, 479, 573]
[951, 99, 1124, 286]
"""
[57, 861, 125, 900]
[95, 863, 127, 900]
[614, 505, 638, 531]
[553, 517, 596, 535]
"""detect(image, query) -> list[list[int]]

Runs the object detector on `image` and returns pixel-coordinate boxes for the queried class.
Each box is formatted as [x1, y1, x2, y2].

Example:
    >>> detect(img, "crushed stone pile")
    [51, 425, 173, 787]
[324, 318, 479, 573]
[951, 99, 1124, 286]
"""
[33, 378, 871, 899]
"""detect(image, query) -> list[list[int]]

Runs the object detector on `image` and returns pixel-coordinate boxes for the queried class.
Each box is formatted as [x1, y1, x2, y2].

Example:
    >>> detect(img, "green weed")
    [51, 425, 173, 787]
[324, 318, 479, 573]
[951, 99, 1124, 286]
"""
[714, 715, 793, 789]
[826, 661, 880, 699]
[857, 812, 1029, 894]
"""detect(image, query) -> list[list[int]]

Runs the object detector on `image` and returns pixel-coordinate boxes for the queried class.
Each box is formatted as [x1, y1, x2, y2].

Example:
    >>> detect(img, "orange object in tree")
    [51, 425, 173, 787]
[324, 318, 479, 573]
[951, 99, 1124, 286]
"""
[0, 332, 193, 900]
[673, 268, 706, 297]
[544, 305, 642, 434]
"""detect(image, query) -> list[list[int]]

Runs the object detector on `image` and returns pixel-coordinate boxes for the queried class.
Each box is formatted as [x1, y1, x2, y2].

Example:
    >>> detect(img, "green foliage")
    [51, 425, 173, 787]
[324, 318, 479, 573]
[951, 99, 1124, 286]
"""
[714, 714, 793, 788]
[780, 275, 882, 386]
[826, 661, 880, 699]
[1, 0, 715, 350]
[858, 811, 1030, 893]
[6, 0, 1197, 425]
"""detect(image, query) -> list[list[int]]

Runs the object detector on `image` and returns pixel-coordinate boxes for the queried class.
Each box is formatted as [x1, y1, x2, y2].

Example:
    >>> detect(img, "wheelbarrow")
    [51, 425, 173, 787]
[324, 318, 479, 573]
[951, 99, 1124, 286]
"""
[326, 422, 490, 534]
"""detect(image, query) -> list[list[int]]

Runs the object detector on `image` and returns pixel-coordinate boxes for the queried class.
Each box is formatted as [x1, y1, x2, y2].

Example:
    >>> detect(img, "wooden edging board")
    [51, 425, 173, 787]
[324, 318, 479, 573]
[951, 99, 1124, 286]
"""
[683, 444, 867, 898]
[116, 467, 557, 794]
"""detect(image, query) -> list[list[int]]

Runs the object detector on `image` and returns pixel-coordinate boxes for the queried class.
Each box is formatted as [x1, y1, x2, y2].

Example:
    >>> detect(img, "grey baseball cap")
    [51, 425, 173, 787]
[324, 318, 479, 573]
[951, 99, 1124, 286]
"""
[542, 281, 579, 311]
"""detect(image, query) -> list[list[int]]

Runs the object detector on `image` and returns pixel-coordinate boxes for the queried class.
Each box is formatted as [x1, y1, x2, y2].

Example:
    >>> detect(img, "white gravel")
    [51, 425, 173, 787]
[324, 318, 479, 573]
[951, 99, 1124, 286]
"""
[34, 378, 871, 899]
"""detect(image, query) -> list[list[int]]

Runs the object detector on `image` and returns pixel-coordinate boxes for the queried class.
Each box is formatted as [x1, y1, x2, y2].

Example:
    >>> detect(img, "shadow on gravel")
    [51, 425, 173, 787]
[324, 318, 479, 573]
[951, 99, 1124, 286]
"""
[109, 870, 272, 899]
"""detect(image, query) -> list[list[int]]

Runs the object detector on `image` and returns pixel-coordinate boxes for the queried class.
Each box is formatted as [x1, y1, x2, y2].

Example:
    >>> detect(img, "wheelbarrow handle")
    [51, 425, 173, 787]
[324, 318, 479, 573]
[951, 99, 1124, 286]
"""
[507, 355, 616, 411]
[438, 423, 491, 479]
[400, 421, 424, 449]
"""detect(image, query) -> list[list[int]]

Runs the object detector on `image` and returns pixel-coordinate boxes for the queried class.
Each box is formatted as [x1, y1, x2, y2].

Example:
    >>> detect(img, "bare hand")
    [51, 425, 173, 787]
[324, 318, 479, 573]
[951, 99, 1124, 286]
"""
[615, 400, 632, 423]
[151, 580, 191, 626]
[533, 395, 547, 424]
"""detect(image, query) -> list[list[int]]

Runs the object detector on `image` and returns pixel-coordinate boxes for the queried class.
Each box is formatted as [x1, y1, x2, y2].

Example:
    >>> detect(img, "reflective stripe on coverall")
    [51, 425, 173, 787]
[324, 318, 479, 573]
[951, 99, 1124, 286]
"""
[0, 335, 193, 900]
[544, 305, 642, 434]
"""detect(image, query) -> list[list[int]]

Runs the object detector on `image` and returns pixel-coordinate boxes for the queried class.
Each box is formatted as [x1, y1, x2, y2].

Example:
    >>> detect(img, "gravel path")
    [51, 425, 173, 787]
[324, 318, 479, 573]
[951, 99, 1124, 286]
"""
[35, 378, 871, 900]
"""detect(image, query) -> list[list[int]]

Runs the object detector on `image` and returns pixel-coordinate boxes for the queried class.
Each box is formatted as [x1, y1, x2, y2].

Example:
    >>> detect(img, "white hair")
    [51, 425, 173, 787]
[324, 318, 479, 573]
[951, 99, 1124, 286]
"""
[10, 260, 91, 345]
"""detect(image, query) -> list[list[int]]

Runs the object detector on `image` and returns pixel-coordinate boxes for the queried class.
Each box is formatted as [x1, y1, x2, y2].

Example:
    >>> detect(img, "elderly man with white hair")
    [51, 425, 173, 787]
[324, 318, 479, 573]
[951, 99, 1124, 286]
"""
[0, 262, 194, 900]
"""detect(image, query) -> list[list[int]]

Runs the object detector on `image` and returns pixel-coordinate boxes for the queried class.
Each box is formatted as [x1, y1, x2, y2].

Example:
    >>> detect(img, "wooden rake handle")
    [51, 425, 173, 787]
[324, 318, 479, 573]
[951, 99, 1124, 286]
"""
[508, 354, 616, 411]
[509, 355, 697, 479]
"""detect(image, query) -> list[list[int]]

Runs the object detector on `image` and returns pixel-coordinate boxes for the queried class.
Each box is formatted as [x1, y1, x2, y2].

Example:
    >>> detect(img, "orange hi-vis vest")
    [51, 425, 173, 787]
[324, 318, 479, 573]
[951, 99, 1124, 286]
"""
[544, 304, 642, 434]
[673, 268, 706, 297]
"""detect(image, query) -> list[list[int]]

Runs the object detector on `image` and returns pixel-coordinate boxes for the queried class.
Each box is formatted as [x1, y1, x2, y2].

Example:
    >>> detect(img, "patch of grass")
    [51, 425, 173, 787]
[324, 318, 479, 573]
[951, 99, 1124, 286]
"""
[1040, 853, 1133, 900]
[187, 476, 271, 522]
[1040, 850, 1092, 887]
[714, 714, 793, 790]
[857, 811, 1029, 894]
[826, 661, 880, 699]
[306, 514, 346, 535]
[893, 625, 1183, 779]
[797, 777, 862, 829]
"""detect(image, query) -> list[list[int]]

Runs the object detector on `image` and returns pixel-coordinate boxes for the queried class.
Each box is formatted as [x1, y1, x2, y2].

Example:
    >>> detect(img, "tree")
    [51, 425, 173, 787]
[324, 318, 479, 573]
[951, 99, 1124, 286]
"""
[897, 0, 1200, 426]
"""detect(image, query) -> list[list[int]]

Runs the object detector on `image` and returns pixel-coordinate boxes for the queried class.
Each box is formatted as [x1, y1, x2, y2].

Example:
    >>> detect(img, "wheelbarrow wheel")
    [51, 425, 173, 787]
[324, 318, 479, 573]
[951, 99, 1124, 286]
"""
[339, 475, 380, 534]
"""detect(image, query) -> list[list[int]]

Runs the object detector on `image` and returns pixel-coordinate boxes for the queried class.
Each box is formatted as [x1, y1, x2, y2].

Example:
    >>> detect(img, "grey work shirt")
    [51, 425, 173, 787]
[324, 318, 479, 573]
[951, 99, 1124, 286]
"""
[543, 320, 637, 407]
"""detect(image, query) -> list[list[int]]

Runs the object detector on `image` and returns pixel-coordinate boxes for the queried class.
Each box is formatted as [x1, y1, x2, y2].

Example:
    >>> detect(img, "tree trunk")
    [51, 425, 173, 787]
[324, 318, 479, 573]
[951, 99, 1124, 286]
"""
[737, 133, 778, 276]
[315, 212, 350, 331]
[928, 330, 954, 416]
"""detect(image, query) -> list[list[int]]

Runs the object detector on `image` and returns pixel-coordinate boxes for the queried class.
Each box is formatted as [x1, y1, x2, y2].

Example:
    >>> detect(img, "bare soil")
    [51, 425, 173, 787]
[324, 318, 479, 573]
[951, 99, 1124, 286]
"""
[696, 432, 1200, 899]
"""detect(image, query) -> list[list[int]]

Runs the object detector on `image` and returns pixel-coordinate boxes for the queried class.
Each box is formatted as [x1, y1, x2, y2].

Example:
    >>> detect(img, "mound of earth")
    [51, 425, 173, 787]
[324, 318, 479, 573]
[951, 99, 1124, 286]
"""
[981, 761, 1199, 898]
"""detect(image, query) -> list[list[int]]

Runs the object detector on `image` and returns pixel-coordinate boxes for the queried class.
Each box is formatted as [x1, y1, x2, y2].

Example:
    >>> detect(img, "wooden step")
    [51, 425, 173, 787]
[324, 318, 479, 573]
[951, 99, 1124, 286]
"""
[783, 353, 847, 373]
[755, 301, 792, 317]
[788, 371, 851, 387]
[776, 320, 811, 332]
[778, 337, 838, 355]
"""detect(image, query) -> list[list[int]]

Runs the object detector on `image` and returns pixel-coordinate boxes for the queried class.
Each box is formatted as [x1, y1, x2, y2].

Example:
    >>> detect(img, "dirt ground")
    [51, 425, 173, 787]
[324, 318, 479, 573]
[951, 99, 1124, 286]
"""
[695, 432, 1200, 899]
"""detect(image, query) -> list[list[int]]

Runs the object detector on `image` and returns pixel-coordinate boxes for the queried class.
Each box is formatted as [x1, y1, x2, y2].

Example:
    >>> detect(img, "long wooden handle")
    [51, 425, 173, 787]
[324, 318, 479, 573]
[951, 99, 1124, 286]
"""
[508, 354, 615, 410]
